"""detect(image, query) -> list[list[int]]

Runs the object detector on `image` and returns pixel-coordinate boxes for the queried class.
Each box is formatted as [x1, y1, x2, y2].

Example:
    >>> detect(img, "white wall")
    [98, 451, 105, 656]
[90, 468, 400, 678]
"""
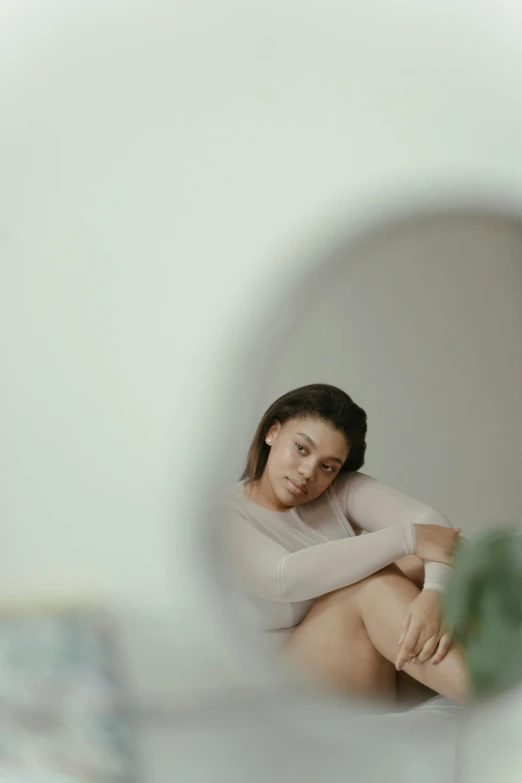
[255, 214, 522, 535]
[2, 3, 522, 780]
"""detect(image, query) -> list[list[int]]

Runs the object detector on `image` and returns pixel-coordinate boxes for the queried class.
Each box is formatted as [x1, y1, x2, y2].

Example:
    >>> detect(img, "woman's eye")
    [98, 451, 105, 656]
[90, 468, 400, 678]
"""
[323, 464, 334, 472]
[296, 443, 306, 453]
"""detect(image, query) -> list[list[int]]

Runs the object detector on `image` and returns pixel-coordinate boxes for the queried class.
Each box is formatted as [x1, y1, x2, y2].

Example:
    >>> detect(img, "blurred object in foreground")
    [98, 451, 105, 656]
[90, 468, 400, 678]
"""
[444, 527, 522, 699]
[0, 601, 135, 782]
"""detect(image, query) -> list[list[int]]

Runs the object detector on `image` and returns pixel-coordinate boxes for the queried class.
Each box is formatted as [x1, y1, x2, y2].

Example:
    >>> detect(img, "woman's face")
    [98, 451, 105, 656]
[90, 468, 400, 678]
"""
[262, 417, 350, 510]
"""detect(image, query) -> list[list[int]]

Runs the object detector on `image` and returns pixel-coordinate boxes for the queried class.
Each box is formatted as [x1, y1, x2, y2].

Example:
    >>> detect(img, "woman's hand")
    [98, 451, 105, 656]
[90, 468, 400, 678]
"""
[395, 590, 452, 671]
[413, 523, 463, 565]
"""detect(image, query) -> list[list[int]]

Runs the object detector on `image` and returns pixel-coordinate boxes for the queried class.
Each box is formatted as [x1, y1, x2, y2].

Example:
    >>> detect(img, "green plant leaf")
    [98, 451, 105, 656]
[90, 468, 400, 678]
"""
[443, 527, 522, 698]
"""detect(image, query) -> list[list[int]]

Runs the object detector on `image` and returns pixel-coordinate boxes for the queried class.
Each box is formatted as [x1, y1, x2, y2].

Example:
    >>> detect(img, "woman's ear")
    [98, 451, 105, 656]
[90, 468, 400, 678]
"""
[265, 421, 281, 445]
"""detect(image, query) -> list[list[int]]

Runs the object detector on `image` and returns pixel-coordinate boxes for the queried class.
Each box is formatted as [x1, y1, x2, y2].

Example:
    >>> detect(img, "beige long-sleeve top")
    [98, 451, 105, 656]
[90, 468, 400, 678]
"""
[218, 471, 453, 633]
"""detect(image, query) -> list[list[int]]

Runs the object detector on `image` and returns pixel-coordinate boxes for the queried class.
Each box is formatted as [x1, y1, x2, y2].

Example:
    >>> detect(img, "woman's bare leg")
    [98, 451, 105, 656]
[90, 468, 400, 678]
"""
[393, 555, 438, 704]
[358, 566, 467, 703]
[284, 583, 397, 702]
[395, 554, 425, 588]
[285, 565, 468, 705]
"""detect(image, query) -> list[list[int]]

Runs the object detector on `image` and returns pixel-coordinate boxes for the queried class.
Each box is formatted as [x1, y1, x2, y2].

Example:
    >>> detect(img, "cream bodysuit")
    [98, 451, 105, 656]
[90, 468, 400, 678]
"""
[219, 471, 453, 640]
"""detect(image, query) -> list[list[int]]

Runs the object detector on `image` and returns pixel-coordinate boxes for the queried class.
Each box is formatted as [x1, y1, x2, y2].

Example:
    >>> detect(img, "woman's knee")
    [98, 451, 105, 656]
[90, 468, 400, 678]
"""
[357, 564, 404, 590]
[354, 564, 414, 605]
[395, 555, 425, 588]
[357, 563, 420, 611]
[366, 564, 403, 579]
[315, 565, 404, 609]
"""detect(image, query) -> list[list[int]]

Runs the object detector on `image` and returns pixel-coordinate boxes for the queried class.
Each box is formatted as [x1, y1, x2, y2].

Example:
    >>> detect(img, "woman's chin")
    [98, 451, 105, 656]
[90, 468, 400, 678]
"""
[278, 481, 308, 508]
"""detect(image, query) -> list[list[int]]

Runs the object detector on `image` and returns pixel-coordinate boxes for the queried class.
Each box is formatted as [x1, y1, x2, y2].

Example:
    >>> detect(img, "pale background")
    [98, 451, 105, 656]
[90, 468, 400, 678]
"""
[2, 2, 522, 781]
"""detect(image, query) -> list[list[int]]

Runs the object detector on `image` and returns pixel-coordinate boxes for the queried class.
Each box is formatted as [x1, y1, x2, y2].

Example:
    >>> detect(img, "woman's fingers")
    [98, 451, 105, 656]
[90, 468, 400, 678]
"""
[411, 635, 438, 664]
[396, 625, 421, 671]
[430, 633, 452, 665]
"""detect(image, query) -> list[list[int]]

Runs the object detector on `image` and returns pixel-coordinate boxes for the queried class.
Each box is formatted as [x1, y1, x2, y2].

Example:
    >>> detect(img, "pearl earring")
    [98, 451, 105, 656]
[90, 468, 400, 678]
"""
[266, 437, 272, 445]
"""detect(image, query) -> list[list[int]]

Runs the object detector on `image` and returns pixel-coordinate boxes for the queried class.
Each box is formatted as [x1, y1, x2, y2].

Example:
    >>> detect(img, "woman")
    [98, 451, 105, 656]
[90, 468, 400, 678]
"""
[219, 384, 468, 705]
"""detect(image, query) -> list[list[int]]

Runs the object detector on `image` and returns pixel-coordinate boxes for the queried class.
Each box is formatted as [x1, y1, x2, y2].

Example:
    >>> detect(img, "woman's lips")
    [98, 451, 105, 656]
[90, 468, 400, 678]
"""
[285, 477, 307, 495]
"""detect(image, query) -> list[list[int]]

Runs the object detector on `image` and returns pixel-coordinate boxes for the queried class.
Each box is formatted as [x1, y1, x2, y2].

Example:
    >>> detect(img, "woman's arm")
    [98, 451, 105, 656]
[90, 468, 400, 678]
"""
[334, 471, 454, 592]
[219, 505, 414, 603]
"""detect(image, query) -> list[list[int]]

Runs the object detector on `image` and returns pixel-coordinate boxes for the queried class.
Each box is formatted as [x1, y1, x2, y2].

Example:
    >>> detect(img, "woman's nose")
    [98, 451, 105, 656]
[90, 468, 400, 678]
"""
[299, 460, 316, 481]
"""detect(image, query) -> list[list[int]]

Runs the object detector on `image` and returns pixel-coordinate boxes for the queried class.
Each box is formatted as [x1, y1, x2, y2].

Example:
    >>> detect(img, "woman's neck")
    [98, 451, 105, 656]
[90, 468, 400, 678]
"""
[243, 478, 292, 513]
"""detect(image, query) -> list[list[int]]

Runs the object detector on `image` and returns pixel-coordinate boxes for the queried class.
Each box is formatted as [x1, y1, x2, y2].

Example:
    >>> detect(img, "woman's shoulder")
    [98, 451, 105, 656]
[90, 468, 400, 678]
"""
[224, 481, 246, 500]
[216, 481, 250, 514]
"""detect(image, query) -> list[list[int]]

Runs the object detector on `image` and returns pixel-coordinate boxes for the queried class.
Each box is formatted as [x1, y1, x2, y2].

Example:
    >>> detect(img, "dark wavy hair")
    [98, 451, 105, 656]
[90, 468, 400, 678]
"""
[241, 383, 367, 482]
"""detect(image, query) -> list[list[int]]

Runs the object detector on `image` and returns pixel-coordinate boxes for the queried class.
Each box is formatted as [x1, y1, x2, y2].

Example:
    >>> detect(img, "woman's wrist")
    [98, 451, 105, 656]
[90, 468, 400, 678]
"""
[423, 561, 453, 592]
